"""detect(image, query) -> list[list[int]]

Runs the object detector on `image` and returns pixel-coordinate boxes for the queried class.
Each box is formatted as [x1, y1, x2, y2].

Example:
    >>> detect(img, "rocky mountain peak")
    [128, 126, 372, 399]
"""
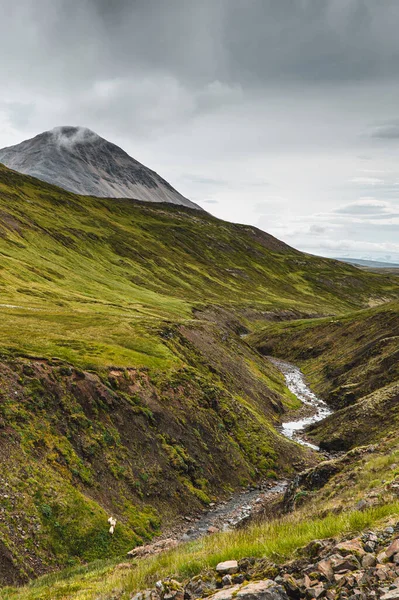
[0, 127, 200, 209]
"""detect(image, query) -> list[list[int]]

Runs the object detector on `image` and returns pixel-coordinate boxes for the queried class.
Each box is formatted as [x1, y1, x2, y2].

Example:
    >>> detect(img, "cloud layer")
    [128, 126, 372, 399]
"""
[1, 1, 399, 261]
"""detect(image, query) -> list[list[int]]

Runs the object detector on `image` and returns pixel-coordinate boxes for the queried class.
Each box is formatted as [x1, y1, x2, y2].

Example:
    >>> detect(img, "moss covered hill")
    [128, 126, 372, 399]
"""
[251, 301, 399, 450]
[0, 163, 398, 587]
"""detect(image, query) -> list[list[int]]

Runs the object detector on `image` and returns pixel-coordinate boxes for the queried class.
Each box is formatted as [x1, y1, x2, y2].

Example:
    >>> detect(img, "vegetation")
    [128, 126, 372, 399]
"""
[4, 494, 399, 599]
[0, 164, 398, 595]
[0, 164, 397, 368]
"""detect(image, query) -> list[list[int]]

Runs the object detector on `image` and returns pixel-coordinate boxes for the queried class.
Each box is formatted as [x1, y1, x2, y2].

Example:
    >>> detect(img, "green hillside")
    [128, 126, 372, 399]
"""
[0, 164, 397, 368]
[0, 164, 398, 590]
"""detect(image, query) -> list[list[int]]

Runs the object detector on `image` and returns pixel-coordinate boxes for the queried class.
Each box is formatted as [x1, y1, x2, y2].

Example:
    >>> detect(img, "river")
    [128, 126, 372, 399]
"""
[177, 359, 332, 540]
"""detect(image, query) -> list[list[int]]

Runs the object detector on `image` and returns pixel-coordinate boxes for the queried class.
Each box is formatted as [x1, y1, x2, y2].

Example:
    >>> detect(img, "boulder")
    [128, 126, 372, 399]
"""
[331, 554, 360, 573]
[334, 539, 366, 558]
[306, 583, 325, 598]
[381, 588, 399, 600]
[317, 558, 333, 581]
[386, 539, 399, 559]
[207, 581, 288, 600]
[236, 580, 289, 600]
[216, 561, 239, 575]
[362, 554, 377, 568]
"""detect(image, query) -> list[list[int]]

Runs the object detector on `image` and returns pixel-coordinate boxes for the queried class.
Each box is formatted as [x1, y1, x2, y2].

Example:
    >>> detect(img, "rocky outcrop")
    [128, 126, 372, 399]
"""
[131, 521, 399, 600]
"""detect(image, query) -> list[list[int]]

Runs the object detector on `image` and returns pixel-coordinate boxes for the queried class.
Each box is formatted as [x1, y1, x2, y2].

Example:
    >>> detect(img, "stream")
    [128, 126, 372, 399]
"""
[175, 358, 332, 541]
[269, 357, 333, 450]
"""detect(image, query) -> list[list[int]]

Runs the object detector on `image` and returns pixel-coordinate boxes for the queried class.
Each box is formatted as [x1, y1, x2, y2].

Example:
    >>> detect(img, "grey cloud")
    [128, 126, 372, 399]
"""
[371, 122, 399, 140]
[1, 1, 399, 261]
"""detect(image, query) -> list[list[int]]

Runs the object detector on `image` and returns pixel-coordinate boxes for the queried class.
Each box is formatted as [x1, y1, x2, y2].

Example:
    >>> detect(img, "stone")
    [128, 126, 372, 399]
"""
[155, 579, 184, 600]
[317, 558, 334, 580]
[208, 526, 219, 534]
[131, 591, 158, 600]
[364, 542, 376, 553]
[282, 574, 299, 593]
[334, 539, 366, 558]
[362, 554, 377, 568]
[380, 588, 399, 600]
[387, 540, 399, 558]
[222, 575, 232, 587]
[128, 538, 179, 558]
[331, 555, 360, 573]
[207, 586, 241, 600]
[236, 580, 289, 600]
[378, 551, 389, 564]
[306, 583, 325, 598]
[184, 575, 217, 599]
[216, 560, 239, 575]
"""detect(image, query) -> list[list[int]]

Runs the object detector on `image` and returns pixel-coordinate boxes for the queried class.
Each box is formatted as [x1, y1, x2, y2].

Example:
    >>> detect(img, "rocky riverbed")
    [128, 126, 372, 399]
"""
[130, 360, 333, 554]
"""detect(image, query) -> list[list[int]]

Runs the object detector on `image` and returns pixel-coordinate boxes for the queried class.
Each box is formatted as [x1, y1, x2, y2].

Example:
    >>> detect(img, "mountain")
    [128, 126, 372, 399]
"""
[334, 257, 399, 269]
[0, 126, 200, 209]
[0, 163, 399, 594]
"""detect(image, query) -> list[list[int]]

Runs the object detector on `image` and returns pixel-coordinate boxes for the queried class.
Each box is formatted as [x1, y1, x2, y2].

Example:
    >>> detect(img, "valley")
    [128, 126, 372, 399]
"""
[0, 163, 398, 599]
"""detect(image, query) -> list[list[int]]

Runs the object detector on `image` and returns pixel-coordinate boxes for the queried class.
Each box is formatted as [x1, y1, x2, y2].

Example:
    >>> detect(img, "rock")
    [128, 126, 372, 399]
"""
[208, 526, 219, 534]
[362, 554, 377, 568]
[381, 588, 399, 600]
[131, 591, 158, 600]
[216, 561, 239, 575]
[206, 586, 241, 600]
[207, 581, 288, 600]
[155, 579, 184, 600]
[184, 575, 217, 599]
[282, 574, 299, 594]
[334, 539, 366, 558]
[386, 540, 399, 558]
[128, 538, 179, 558]
[378, 551, 389, 564]
[222, 575, 232, 587]
[364, 541, 376, 553]
[236, 580, 289, 600]
[317, 558, 334, 581]
[306, 583, 325, 598]
[303, 539, 331, 559]
[331, 555, 360, 573]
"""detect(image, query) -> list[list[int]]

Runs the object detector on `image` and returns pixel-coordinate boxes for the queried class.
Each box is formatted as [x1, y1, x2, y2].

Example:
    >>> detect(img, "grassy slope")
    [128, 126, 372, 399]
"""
[0, 164, 398, 368]
[250, 301, 399, 448]
[1, 164, 399, 591]
[5, 447, 399, 600]
[251, 302, 399, 407]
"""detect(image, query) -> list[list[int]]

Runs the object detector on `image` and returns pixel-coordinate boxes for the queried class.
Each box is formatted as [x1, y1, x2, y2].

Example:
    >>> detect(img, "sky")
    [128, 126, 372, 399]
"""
[1, 1, 399, 262]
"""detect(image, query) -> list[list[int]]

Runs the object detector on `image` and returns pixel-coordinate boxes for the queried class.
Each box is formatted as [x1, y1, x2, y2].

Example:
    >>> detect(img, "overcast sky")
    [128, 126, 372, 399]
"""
[1, 1, 399, 262]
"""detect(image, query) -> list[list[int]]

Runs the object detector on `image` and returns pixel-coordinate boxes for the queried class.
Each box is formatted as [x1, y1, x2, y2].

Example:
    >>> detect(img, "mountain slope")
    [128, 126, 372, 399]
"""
[251, 301, 399, 450]
[0, 126, 200, 209]
[0, 164, 398, 584]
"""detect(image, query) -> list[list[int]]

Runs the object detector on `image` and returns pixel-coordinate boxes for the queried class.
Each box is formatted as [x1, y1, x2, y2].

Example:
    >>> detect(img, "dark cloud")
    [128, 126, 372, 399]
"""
[371, 122, 399, 140]
[1, 0, 399, 260]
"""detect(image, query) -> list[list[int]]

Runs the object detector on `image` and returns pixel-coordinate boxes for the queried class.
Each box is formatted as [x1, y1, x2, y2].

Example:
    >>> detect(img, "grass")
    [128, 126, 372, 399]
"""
[0, 164, 398, 369]
[4, 500, 399, 600]
[0, 165, 398, 594]
[251, 301, 399, 408]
